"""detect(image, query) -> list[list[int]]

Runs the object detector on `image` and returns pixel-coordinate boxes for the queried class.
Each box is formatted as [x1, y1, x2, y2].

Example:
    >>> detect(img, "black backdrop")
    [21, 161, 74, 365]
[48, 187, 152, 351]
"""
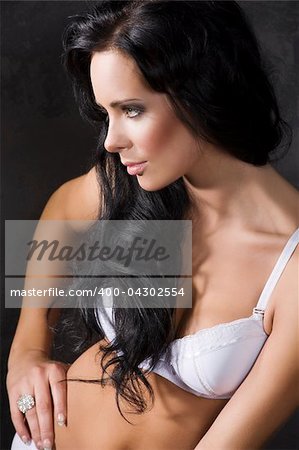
[1, 2, 298, 449]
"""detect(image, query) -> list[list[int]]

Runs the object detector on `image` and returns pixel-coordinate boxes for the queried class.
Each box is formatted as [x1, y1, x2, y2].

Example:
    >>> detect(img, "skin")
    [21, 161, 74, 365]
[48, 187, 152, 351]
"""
[90, 50, 201, 192]
[7, 171, 101, 450]
[53, 50, 299, 449]
[16, 49, 299, 449]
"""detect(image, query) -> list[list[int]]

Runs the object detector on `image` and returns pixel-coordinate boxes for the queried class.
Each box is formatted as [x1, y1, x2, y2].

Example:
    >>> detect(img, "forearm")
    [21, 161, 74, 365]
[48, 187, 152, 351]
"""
[7, 305, 68, 450]
[8, 307, 61, 369]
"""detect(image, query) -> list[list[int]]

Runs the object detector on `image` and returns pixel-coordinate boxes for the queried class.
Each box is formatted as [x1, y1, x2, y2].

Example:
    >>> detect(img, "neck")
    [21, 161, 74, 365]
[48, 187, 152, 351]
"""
[183, 145, 297, 234]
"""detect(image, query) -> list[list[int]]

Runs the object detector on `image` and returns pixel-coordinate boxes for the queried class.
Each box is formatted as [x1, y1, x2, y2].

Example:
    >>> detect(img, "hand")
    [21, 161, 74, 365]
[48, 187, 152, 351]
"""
[7, 349, 69, 449]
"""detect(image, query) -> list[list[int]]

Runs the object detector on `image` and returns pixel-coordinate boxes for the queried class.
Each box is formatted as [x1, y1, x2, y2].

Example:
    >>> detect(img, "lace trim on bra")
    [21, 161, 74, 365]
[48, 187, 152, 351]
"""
[170, 308, 268, 345]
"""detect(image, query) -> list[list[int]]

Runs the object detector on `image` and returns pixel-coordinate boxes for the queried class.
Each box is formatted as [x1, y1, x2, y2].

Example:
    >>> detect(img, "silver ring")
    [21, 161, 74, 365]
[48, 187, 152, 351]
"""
[17, 394, 36, 414]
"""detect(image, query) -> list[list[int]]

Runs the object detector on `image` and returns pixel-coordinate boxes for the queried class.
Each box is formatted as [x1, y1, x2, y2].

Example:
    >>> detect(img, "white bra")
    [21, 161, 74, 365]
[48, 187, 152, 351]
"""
[94, 228, 299, 399]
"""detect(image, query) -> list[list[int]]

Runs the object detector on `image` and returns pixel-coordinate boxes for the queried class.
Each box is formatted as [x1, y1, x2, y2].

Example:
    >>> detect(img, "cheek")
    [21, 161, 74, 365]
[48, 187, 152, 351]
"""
[135, 123, 169, 157]
[136, 116, 185, 159]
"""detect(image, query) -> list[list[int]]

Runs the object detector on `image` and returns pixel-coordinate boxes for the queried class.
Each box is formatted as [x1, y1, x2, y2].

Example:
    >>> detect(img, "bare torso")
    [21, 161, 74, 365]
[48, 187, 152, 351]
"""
[54, 165, 298, 450]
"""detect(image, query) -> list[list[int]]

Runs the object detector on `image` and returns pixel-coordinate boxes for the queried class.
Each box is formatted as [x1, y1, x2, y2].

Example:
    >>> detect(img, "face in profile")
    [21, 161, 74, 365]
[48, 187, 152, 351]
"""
[90, 50, 201, 191]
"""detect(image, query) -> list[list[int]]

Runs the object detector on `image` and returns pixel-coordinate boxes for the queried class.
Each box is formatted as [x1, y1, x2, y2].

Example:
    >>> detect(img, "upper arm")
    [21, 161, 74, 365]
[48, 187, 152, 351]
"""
[29, 165, 101, 278]
[13, 167, 101, 344]
[196, 248, 299, 450]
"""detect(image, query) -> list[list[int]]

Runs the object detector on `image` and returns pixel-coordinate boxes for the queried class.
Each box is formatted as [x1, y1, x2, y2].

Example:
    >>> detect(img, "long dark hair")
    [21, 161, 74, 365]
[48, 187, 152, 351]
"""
[60, 0, 291, 421]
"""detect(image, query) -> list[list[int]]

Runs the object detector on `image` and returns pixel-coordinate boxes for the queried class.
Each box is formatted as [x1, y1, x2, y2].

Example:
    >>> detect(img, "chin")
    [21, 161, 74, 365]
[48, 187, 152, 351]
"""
[137, 176, 173, 192]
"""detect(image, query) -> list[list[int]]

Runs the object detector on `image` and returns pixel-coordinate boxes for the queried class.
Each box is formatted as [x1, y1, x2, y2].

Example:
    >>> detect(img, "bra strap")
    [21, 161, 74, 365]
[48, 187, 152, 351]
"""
[254, 228, 299, 314]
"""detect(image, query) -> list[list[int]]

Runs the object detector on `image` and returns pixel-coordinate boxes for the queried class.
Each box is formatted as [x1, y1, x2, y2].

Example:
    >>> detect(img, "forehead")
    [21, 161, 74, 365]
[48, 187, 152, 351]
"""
[90, 50, 150, 101]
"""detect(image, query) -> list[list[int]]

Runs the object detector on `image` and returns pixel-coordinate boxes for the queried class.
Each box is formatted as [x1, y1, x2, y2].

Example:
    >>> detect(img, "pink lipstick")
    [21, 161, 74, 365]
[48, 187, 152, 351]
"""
[125, 161, 147, 176]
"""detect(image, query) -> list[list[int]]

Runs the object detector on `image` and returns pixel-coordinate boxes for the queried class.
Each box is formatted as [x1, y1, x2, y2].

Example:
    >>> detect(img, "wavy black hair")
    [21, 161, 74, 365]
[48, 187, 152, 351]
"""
[59, 0, 291, 421]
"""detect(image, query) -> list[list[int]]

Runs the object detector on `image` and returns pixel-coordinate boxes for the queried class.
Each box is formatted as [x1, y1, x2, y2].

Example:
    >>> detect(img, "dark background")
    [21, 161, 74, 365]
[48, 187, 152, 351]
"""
[1, 1, 298, 449]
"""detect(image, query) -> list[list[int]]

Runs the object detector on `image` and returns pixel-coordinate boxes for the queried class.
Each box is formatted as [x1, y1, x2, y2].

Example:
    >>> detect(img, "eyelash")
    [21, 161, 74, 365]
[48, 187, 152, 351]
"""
[123, 106, 143, 118]
[100, 106, 143, 123]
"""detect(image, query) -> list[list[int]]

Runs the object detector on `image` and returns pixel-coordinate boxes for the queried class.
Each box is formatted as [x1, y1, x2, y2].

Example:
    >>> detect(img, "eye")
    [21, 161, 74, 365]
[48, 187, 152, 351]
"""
[123, 106, 143, 118]
[98, 104, 144, 123]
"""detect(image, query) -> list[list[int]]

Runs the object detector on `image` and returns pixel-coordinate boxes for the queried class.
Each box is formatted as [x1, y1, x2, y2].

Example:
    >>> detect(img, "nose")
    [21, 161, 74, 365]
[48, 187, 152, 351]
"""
[104, 120, 130, 154]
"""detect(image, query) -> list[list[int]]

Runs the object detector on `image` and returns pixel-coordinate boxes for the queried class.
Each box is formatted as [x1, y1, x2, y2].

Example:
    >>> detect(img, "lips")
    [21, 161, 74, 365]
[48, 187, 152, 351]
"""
[122, 161, 147, 167]
[125, 161, 147, 176]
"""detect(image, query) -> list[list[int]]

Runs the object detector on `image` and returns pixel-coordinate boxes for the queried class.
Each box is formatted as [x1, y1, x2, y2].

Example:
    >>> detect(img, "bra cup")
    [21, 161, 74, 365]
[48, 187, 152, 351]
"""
[169, 319, 268, 398]
[194, 333, 268, 396]
[171, 355, 214, 395]
[95, 307, 269, 399]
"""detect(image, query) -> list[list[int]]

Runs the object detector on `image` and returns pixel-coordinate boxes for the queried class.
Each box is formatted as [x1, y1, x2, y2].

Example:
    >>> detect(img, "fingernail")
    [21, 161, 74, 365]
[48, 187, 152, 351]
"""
[57, 412, 66, 426]
[36, 442, 43, 450]
[21, 436, 31, 446]
[43, 438, 52, 450]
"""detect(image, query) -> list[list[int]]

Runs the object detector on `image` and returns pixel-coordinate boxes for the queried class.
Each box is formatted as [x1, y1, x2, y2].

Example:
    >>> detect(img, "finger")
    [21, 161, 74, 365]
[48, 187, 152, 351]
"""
[24, 402, 42, 449]
[49, 365, 68, 427]
[9, 392, 34, 447]
[34, 378, 54, 450]
[10, 408, 32, 446]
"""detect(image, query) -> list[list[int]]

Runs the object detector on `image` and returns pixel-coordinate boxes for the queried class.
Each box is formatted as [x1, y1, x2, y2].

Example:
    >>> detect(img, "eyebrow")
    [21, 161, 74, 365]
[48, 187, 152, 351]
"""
[96, 98, 143, 109]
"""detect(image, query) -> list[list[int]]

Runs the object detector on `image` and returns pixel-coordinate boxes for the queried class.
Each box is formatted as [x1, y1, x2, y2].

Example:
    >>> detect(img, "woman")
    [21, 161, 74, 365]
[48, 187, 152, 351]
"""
[7, 1, 298, 449]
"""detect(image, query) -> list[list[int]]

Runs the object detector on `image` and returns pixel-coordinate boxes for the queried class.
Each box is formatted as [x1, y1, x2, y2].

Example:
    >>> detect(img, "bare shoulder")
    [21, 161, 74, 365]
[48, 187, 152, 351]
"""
[40, 166, 100, 220]
[273, 243, 298, 310]
[269, 235, 298, 338]
[275, 169, 299, 225]
[267, 170, 298, 313]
